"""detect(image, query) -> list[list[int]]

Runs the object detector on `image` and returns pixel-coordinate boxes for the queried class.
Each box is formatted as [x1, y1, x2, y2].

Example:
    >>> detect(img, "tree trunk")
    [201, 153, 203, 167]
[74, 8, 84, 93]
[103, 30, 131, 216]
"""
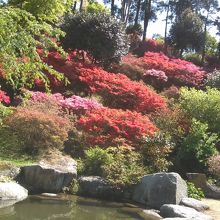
[72, 1, 77, 12]
[134, 0, 141, 25]
[125, 0, 132, 24]
[121, 0, 126, 22]
[201, 12, 209, 65]
[80, 0, 83, 11]
[142, 0, 152, 41]
[111, 0, 115, 16]
[164, 2, 170, 54]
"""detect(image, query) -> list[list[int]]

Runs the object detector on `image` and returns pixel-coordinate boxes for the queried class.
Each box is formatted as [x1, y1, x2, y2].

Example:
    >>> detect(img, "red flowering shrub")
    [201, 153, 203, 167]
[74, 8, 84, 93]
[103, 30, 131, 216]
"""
[141, 52, 205, 87]
[37, 51, 166, 114]
[118, 53, 205, 88]
[134, 39, 165, 56]
[77, 107, 158, 147]
[0, 90, 10, 104]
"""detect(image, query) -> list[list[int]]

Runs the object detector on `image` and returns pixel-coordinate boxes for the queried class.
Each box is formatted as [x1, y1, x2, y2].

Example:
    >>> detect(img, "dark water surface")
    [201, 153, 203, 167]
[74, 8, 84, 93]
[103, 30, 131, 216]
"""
[0, 195, 143, 220]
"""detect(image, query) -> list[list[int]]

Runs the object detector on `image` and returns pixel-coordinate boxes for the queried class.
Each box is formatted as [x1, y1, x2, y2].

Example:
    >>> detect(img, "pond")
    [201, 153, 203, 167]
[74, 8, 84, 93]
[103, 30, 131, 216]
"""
[0, 195, 144, 220]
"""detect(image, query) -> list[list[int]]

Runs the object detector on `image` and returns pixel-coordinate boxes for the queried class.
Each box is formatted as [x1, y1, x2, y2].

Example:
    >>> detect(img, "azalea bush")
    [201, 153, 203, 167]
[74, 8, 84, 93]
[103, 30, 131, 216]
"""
[117, 52, 205, 89]
[134, 39, 165, 56]
[77, 107, 158, 148]
[205, 69, 220, 89]
[4, 102, 71, 154]
[0, 90, 10, 105]
[29, 91, 103, 115]
[38, 51, 166, 114]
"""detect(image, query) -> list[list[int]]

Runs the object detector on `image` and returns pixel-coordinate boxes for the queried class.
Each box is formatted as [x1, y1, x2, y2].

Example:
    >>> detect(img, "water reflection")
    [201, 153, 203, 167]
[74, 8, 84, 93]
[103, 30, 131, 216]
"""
[0, 196, 142, 220]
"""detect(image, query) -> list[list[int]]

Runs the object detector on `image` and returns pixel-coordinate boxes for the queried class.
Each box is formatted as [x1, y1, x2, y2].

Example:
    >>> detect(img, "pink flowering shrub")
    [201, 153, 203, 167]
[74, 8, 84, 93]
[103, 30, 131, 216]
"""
[29, 91, 102, 115]
[0, 90, 10, 104]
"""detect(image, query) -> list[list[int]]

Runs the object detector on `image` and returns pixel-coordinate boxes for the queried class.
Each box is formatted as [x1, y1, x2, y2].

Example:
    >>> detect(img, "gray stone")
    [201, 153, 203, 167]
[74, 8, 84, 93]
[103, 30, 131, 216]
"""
[17, 156, 77, 193]
[0, 166, 20, 180]
[132, 172, 187, 209]
[180, 198, 209, 211]
[0, 182, 28, 202]
[78, 176, 122, 199]
[160, 204, 213, 220]
[139, 210, 162, 220]
[163, 218, 191, 220]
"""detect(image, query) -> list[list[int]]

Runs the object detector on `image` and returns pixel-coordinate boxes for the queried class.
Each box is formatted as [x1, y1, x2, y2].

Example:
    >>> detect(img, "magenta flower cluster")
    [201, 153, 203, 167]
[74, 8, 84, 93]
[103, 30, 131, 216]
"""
[144, 69, 168, 82]
[30, 92, 103, 114]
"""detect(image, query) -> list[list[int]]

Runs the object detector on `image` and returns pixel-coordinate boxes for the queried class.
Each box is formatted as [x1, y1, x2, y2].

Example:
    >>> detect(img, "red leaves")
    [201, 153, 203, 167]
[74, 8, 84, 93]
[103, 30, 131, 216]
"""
[77, 107, 158, 147]
[40, 51, 166, 114]
[140, 52, 205, 86]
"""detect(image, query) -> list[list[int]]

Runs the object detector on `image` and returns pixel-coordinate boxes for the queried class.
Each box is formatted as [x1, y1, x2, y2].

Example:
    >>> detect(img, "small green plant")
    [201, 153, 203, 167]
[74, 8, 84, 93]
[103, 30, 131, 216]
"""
[81, 146, 147, 188]
[187, 182, 205, 200]
[82, 146, 114, 176]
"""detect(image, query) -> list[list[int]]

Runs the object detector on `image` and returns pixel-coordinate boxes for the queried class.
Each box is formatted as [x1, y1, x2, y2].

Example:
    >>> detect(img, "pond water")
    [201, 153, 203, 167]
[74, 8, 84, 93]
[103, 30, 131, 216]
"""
[0, 195, 144, 220]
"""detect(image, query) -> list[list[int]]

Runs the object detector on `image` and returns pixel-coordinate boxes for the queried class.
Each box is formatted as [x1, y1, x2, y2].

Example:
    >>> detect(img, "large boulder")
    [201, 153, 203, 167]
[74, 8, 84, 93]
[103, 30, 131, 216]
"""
[78, 176, 122, 200]
[0, 182, 28, 207]
[160, 204, 213, 220]
[17, 155, 77, 193]
[132, 172, 187, 209]
[180, 198, 209, 211]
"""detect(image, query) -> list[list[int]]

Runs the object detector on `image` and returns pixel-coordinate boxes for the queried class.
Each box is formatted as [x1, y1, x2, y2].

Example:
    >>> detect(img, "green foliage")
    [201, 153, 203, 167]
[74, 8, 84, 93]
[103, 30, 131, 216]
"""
[178, 119, 218, 172]
[8, 0, 73, 22]
[0, 104, 12, 125]
[183, 53, 202, 66]
[180, 87, 220, 134]
[81, 146, 147, 187]
[0, 7, 65, 92]
[139, 133, 173, 172]
[187, 182, 205, 200]
[82, 146, 114, 176]
[87, 1, 109, 14]
[169, 8, 204, 53]
[102, 147, 147, 187]
[61, 12, 129, 66]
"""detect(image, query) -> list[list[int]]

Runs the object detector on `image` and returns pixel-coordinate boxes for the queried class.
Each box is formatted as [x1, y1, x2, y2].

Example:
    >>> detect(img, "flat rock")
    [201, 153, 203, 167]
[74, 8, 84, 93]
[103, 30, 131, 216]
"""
[78, 176, 122, 200]
[0, 182, 28, 203]
[132, 172, 187, 209]
[160, 204, 213, 220]
[139, 210, 162, 220]
[180, 198, 209, 211]
[17, 155, 77, 193]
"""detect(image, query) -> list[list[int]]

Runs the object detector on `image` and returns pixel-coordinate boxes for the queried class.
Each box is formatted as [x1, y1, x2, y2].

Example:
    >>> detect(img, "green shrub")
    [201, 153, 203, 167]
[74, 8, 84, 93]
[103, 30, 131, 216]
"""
[180, 87, 220, 134]
[177, 119, 218, 172]
[139, 133, 173, 172]
[187, 182, 205, 200]
[81, 146, 147, 188]
[61, 13, 128, 66]
[82, 146, 113, 176]
[0, 104, 12, 125]
[102, 147, 147, 187]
